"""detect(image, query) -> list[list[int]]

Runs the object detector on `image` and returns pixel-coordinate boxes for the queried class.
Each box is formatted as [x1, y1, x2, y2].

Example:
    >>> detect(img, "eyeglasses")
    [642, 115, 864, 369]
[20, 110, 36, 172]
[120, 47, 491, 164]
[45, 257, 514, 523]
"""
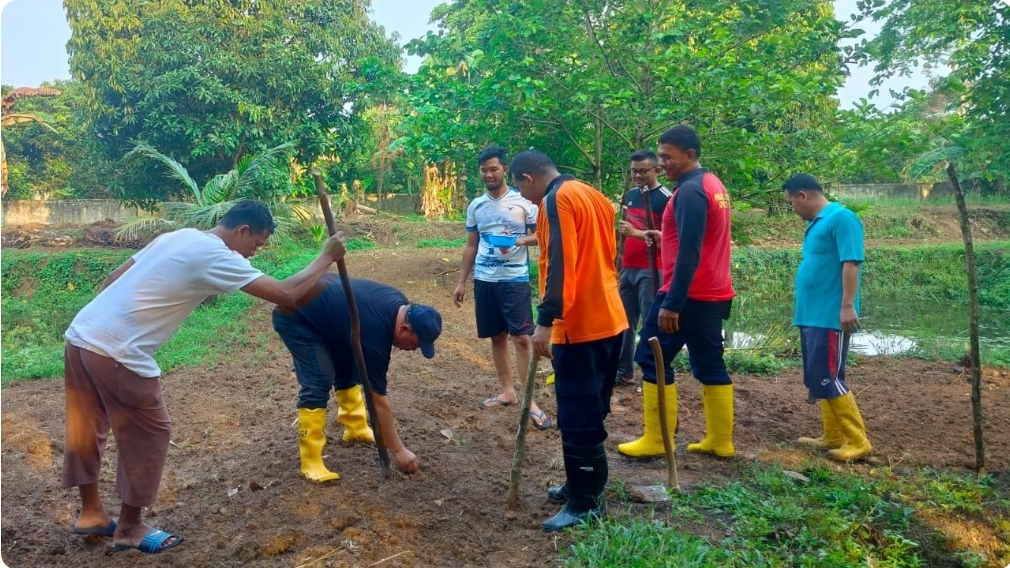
[630, 168, 656, 175]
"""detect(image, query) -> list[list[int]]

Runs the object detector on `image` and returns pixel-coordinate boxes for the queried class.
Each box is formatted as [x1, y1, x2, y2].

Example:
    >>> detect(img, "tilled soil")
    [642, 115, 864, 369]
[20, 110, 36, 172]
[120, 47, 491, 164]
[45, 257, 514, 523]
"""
[2, 246, 1008, 567]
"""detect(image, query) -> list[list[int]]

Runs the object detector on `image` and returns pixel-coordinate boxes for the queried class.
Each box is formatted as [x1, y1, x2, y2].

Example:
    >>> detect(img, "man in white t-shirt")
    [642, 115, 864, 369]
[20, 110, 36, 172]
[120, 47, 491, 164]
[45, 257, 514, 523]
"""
[452, 146, 550, 430]
[62, 200, 345, 555]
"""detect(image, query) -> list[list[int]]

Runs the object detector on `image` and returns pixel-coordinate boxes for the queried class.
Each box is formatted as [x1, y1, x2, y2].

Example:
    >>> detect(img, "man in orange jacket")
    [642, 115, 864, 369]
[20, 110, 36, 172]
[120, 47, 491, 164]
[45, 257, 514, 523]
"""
[509, 149, 628, 532]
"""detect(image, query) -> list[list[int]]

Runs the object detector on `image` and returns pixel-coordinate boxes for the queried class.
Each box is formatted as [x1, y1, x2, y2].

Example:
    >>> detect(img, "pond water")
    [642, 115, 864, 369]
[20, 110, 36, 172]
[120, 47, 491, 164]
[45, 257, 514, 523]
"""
[725, 300, 1010, 357]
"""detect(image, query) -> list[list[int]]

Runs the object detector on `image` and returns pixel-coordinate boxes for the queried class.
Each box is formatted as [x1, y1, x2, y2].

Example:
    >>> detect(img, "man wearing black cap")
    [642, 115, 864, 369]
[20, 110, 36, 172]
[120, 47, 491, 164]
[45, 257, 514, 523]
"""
[272, 274, 442, 479]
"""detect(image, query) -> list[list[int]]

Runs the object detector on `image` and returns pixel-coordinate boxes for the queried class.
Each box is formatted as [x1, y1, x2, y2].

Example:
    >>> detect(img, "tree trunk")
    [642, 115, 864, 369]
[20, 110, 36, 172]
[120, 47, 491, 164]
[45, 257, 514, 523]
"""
[946, 161, 985, 474]
[593, 112, 603, 190]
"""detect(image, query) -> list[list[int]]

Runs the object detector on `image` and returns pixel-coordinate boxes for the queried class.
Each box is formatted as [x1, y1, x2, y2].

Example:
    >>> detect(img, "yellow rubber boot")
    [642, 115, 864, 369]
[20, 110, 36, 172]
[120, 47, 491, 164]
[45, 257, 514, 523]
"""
[687, 384, 735, 458]
[825, 392, 872, 462]
[797, 399, 844, 449]
[617, 382, 677, 458]
[298, 408, 340, 482]
[334, 385, 374, 443]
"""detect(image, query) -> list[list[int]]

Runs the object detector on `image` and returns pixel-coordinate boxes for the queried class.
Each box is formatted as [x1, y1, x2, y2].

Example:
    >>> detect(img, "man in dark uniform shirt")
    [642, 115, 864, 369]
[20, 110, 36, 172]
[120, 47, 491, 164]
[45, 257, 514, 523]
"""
[272, 275, 442, 480]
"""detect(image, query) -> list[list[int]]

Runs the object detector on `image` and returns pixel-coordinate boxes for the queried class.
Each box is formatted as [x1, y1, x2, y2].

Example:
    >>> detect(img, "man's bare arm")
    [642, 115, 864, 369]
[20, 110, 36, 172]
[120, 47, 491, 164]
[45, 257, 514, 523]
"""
[241, 235, 345, 306]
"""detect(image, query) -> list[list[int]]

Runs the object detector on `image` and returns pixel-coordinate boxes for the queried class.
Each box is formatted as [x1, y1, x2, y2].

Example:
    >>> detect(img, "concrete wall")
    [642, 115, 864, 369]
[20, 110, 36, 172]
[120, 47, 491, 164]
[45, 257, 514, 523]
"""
[830, 182, 953, 200]
[1, 194, 423, 227]
[1, 200, 147, 227]
[361, 193, 420, 215]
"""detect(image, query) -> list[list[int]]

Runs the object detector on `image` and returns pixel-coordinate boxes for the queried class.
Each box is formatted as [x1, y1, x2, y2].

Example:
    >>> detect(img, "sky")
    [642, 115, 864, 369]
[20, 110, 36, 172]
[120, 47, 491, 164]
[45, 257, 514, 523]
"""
[0, 0, 934, 110]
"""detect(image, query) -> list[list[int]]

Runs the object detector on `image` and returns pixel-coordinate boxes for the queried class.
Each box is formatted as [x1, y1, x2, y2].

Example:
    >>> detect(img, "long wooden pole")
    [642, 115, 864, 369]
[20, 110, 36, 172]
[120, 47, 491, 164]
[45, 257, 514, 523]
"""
[641, 189, 661, 295]
[946, 162, 985, 474]
[615, 186, 632, 272]
[648, 337, 679, 491]
[311, 167, 391, 478]
[507, 357, 540, 509]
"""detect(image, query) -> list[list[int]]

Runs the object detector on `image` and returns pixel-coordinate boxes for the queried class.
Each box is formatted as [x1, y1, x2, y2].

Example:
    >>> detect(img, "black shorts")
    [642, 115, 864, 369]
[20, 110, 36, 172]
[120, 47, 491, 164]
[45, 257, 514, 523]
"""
[474, 280, 534, 338]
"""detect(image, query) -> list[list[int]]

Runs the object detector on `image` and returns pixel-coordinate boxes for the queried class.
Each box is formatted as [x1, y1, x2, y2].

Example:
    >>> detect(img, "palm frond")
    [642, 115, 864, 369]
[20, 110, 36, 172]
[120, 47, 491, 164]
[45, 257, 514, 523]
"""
[202, 170, 239, 205]
[235, 142, 295, 194]
[272, 199, 317, 225]
[179, 200, 239, 230]
[123, 140, 201, 202]
[907, 143, 966, 179]
[113, 216, 178, 243]
[0, 112, 58, 132]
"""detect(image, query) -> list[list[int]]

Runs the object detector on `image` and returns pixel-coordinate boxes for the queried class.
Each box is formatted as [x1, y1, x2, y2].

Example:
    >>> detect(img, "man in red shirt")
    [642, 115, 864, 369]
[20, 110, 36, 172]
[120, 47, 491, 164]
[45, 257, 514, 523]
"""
[616, 150, 672, 388]
[618, 125, 737, 459]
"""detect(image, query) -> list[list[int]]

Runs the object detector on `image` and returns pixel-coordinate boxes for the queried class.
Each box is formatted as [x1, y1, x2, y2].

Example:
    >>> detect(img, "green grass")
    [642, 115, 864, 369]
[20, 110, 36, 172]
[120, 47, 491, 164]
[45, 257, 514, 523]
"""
[346, 237, 376, 251]
[727, 241, 1010, 367]
[562, 462, 1010, 567]
[0, 240, 322, 384]
[416, 237, 466, 248]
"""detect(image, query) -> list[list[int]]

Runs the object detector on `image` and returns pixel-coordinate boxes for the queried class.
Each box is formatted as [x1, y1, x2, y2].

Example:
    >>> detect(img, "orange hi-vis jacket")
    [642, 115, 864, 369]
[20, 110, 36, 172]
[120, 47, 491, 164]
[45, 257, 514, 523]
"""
[535, 176, 629, 345]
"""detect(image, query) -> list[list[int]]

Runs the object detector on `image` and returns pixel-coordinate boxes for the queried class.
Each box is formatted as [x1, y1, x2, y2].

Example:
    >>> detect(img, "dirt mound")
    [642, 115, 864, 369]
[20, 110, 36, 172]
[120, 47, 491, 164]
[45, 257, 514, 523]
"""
[0, 220, 149, 250]
[916, 206, 1010, 240]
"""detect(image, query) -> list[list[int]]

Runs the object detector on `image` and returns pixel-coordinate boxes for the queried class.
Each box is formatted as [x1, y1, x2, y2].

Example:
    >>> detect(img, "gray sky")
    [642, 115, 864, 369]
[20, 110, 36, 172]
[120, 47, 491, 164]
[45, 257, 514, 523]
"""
[0, 0, 933, 109]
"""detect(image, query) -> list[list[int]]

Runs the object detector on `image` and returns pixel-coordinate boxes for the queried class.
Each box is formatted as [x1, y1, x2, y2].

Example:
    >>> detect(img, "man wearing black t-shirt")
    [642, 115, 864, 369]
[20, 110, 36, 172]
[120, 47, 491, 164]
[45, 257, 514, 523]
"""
[272, 275, 442, 480]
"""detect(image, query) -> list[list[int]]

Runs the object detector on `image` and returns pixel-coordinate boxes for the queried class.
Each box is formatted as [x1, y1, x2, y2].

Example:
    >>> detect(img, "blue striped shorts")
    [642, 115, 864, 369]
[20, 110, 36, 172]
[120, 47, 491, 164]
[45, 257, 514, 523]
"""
[799, 326, 851, 402]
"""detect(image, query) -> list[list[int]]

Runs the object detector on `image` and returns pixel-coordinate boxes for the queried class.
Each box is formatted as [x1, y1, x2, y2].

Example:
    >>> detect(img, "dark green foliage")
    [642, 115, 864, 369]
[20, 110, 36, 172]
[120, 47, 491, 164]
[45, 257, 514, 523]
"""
[1, 80, 116, 200]
[404, 0, 849, 204]
[63, 0, 401, 207]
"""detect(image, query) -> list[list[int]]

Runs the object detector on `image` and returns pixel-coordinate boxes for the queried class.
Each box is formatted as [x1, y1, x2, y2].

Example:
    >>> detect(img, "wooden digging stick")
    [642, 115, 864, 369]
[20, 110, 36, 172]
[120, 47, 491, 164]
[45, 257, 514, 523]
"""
[648, 336, 679, 491]
[507, 356, 540, 509]
[614, 185, 632, 272]
[311, 167, 391, 479]
[641, 189, 660, 296]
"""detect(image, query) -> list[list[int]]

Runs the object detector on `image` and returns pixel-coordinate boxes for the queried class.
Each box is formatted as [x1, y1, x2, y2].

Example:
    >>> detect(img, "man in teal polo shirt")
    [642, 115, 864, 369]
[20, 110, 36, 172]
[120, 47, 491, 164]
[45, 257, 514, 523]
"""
[783, 173, 872, 462]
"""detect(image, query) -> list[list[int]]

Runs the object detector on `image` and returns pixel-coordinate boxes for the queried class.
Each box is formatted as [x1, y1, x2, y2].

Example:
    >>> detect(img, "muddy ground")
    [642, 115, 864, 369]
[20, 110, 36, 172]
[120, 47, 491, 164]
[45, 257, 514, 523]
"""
[2, 231, 1010, 567]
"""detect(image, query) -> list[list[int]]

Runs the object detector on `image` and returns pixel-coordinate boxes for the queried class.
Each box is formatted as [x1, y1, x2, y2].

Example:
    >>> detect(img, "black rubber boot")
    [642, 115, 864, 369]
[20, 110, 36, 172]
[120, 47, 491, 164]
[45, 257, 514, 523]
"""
[542, 443, 608, 533]
[546, 483, 568, 503]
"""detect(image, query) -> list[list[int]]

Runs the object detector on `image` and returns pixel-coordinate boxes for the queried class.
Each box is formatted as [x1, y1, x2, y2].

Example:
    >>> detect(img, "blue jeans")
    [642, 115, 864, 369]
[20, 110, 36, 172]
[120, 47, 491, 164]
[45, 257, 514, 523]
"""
[272, 309, 356, 409]
[634, 293, 732, 386]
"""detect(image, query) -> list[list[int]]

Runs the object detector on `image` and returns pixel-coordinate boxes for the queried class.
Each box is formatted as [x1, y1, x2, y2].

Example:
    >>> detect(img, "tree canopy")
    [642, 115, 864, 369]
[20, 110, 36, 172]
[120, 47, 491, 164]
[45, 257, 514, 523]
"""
[3, 1, 1005, 205]
[64, 0, 401, 205]
[857, 0, 1010, 190]
[404, 0, 851, 203]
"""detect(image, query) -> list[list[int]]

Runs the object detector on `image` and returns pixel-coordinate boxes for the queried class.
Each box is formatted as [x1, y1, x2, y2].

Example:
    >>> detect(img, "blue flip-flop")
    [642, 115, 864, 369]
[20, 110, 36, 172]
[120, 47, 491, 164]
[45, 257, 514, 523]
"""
[530, 410, 552, 430]
[72, 518, 117, 537]
[479, 396, 515, 409]
[113, 529, 184, 554]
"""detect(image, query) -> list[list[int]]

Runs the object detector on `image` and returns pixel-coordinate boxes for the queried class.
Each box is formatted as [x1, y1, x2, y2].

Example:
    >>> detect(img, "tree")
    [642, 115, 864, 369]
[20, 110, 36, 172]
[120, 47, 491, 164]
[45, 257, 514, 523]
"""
[832, 91, 959, 184]
[404, 0, 850, 204]
[1, 80, 118, 201]
[1, 87, 62, 198]
[64, 0, 401, 207]
[857, 0, 1010, 192]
